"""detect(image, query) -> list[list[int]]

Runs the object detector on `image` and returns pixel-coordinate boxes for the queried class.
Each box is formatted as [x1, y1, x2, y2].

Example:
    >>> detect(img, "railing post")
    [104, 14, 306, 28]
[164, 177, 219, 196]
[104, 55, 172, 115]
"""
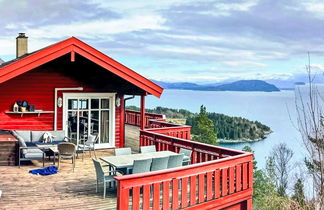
[117, 180, 129, 210]
[140, 95, 146, 130]
[247, 198, 253, 210]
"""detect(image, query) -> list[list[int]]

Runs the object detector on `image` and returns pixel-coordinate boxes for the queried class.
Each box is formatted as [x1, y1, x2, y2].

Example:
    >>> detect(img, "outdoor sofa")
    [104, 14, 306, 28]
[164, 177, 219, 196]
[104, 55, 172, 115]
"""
[12, 130, 68, 167]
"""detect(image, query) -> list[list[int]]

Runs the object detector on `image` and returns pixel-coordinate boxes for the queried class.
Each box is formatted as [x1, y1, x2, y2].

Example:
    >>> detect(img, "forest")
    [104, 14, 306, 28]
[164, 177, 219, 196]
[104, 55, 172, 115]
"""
[126, 105, 271, 142]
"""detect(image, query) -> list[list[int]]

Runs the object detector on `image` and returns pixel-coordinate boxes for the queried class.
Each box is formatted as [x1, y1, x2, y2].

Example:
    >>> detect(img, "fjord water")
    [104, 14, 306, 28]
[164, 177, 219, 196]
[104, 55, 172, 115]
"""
[130, 89, 305, 169]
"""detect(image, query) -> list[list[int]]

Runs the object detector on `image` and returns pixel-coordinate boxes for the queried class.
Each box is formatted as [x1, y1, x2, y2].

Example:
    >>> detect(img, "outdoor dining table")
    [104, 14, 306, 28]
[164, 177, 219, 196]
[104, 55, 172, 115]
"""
[100, 151, 178, 172]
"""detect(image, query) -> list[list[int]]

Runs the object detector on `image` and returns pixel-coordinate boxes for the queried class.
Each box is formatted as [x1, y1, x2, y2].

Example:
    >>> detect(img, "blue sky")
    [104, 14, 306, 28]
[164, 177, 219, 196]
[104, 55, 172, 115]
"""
[1, 0, 324, 83]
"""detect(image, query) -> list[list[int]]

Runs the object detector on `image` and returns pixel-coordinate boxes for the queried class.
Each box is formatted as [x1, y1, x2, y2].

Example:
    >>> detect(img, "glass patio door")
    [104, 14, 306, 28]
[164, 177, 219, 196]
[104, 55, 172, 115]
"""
[63, 93, 115, 148]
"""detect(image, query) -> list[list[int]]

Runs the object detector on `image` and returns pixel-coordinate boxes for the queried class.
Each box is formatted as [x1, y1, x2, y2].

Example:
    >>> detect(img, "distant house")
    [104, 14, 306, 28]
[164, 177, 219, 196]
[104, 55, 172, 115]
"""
[0, 33, 163, 149]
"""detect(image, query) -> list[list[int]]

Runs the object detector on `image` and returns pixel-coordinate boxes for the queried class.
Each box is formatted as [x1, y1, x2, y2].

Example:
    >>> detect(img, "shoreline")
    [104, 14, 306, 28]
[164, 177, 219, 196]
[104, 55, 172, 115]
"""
[218, 131, 272, 144]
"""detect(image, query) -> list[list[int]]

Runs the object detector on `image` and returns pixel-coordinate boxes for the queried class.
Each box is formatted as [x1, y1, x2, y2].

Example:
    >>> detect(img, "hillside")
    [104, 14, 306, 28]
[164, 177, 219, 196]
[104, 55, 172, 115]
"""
[153, 79, 280, 92]
[212, 80, 280, 92]
[126, 106, 271, 142]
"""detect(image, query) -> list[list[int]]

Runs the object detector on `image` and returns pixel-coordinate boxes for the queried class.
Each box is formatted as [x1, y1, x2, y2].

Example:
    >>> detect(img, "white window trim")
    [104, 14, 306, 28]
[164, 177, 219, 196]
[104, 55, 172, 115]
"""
[62, 92, 116, 149]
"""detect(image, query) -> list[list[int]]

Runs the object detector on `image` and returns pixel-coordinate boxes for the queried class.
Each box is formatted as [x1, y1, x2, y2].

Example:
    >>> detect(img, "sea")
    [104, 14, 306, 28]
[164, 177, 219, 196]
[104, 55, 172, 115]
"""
[127, 87, 324, 196]
[128, 89, 315, 168]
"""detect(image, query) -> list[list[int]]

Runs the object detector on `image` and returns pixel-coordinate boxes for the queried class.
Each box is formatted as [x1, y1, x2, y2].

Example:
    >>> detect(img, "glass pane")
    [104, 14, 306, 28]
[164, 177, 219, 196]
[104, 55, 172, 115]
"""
[91, 99, 99, 109]
[79, 99, 88, 110]
[67, 111, 77, 143]
[101, 99, 109, 109]
[100, 110, 109, 143]
[90, 111, 99, 136]
[68, 99, 78, 110]
[79, 111, 89, 140]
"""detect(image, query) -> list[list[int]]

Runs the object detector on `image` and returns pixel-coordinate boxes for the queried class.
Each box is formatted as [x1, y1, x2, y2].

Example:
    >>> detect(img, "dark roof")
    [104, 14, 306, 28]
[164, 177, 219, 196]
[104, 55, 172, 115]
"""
[0, 44, 50, 68]
[0, 53, 35, 68]
[0, 58, 4, 65]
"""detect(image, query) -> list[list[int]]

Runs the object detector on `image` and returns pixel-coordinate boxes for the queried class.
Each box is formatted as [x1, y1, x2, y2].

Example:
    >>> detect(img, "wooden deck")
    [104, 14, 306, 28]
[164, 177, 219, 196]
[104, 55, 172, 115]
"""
[0, 125, 140, 210]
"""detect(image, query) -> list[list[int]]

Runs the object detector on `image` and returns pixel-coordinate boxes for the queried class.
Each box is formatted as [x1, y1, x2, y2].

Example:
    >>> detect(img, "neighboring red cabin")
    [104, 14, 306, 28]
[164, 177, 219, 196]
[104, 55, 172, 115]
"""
[0, 33, 162, 149]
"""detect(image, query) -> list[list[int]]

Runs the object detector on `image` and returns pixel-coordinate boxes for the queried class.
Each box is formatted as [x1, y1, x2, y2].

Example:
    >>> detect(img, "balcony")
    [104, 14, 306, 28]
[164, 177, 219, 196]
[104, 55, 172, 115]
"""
[0, 111, 253, 209]
[121, 110, 254, 210]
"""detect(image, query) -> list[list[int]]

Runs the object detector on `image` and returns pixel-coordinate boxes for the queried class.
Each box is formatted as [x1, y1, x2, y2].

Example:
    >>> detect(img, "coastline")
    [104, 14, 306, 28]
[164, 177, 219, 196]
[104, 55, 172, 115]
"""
[217, 130, 272, 144]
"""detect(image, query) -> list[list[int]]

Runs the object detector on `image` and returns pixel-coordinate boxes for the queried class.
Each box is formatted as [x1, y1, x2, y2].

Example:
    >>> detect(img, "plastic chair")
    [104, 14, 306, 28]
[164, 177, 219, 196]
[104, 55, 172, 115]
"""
[179, 148, 192, 165]
[114, 147, 132, 174]
[57, 142, 76, 172]
[114, 147, 131, 156]
[78, 134, 98, 160]
[167, 154, 184, 169]
[131, 158, 152, 174]
[140, 145, 156, 153]
[92, 158, 123, 199]
[151, 156, 169, 171]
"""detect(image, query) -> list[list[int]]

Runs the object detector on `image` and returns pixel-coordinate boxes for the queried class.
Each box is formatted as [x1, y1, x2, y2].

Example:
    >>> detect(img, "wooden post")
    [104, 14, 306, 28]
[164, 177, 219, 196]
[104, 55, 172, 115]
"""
[140, 95, 146, 130]
[119, 95, 125, 148]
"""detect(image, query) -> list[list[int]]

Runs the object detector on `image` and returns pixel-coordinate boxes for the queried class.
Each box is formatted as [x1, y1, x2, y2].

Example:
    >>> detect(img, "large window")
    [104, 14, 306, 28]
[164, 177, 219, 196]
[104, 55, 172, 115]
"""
[63, 93, 115, 148]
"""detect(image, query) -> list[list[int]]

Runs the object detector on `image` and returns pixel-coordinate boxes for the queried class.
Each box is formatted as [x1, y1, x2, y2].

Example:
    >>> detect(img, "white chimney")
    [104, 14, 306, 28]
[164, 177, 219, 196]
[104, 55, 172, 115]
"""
[16, 33, 28, 58]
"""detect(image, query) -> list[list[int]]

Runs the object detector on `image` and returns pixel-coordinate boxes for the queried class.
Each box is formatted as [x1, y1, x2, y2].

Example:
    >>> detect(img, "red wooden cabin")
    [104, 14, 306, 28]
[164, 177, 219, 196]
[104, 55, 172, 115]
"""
[0, 33, 161, 149]
[0, 34, 253, 209]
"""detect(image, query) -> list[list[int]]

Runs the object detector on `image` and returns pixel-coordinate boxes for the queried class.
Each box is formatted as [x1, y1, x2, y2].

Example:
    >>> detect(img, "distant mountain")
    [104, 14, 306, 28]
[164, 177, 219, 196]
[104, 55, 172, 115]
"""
[212, 80, 280, 92]
[153, 79, 280, 92]
[154, 81, 201, 90]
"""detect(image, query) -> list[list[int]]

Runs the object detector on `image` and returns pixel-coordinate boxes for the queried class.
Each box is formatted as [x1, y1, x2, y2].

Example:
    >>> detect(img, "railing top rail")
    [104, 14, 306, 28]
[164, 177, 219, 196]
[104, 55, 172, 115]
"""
[140, 129, 247, 155]
[146, 125, 191, 131]
[115, 152, 253, 182]
[148, 119, 185, 127]
[125, 109, 164, 118]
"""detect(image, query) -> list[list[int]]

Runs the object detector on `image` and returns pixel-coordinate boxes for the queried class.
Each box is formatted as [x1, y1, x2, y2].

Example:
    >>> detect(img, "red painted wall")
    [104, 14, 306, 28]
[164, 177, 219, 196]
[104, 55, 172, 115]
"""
[0, 67, 124, 148]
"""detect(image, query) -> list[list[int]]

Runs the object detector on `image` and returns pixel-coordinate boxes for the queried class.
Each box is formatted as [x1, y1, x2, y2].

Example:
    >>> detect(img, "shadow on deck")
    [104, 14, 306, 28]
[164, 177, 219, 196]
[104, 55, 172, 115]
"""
[0, 125, 141, 210]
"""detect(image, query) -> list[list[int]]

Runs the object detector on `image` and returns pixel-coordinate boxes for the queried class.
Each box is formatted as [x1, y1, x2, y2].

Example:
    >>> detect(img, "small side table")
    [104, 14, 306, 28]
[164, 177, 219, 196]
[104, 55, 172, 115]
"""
[37, 145, 58, 165]
[0, 134, 18, 166]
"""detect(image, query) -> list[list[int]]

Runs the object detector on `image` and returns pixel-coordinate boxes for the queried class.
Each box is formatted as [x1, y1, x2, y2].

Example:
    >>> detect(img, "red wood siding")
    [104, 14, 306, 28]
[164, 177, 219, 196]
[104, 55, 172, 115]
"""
[0, 67, 123, 147]
[115, 99, 123, 148]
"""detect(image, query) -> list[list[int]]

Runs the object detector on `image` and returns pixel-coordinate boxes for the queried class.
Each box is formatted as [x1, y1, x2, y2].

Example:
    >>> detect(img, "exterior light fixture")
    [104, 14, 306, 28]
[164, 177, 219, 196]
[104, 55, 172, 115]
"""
[116, 96, 121, 107]
[57, 97, 63, 108]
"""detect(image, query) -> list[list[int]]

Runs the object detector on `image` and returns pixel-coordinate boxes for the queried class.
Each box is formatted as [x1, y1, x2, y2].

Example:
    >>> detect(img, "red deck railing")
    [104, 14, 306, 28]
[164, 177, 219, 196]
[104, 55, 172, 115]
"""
[125, 110, 164, 128]
[117, 110, 254, 209]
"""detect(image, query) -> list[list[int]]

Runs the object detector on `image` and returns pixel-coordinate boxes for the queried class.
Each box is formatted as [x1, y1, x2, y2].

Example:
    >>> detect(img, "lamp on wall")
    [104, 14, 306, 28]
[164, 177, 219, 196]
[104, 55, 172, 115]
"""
[115, 96, 121, 107]
[57, 97, 63, 108]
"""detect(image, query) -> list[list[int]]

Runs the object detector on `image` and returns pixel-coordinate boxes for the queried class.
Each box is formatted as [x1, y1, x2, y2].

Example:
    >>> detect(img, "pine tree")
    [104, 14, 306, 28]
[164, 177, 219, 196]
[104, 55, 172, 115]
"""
[192, 105, 217, 145]
[292, 178, 305, 207]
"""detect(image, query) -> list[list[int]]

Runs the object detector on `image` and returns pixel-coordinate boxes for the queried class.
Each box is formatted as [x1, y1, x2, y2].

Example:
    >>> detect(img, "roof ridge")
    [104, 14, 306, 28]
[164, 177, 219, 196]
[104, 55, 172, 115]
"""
[0, 37, 163, 97]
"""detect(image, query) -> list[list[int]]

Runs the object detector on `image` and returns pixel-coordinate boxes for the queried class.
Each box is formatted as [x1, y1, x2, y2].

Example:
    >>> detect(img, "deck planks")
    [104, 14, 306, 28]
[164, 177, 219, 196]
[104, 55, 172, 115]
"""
[0, 125, 140, 210]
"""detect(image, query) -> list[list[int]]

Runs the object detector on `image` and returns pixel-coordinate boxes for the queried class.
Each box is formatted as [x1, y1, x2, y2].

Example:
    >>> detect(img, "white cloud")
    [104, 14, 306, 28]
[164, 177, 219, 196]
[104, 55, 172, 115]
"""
[25, 14, 167, 39]
[303, 2, 324, 18]
[310, 64, 324, 74]
[223, 61, 267, 68]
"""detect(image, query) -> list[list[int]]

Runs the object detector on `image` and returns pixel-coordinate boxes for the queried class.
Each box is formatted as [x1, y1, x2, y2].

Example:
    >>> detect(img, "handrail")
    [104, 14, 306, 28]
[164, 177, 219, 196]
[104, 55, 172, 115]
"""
[120, 110, 254, 209]
[125, 110, 164, 127]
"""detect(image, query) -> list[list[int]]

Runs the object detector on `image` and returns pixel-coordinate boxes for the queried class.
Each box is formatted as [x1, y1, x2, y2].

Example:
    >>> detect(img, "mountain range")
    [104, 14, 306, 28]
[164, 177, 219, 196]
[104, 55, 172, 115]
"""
[153, 80, 281, 92]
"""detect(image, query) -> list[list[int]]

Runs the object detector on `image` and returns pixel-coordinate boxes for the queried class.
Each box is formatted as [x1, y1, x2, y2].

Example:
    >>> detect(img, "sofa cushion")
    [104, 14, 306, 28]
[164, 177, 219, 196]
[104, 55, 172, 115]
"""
[12, 131, 28, 155]
[23, 148, 44, 159]
[14, 130, 32, 142]
[25, 142, 36, 147]
[31, 131, 46, 142]
[24, 152, 44, 159]
[26, 148, 43, 153]
[51, 130, 66, 141]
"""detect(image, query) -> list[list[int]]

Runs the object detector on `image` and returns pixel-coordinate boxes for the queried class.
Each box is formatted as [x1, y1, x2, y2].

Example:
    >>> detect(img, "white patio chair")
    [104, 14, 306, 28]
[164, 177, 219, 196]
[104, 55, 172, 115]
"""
[140, 145, 156, 153]
[151, 156, 169, 171]
[167, 154, 184, 169]
[179, 148, 192, 165]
